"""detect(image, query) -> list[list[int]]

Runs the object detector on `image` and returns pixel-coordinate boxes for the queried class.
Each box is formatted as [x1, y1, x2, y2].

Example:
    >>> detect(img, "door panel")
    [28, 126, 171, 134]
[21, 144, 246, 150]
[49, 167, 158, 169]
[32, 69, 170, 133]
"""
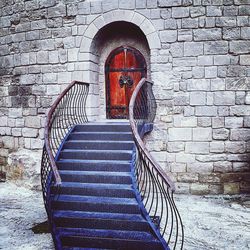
[105, 46, 147, 119]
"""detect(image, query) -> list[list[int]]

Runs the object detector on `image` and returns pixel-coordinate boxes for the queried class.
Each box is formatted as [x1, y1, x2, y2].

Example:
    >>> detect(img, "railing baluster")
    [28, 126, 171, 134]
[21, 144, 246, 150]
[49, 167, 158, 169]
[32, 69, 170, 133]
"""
[129, 78, 184, 249]
[41, 81, 89, 219]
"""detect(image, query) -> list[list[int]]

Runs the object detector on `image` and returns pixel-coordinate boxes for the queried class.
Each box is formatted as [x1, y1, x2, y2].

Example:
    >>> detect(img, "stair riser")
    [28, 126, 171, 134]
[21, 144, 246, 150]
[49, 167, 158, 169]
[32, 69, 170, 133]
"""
[52, 202, 140, 214]
[61, 236, 164, 250]
[74, 125, 131, 132]
[69, 133, 133, 141]
[63, 141, 134, 151]
[55, 218, 150, 231]
[60, 175, 132, 184]
[56, 162, 131, 172]
[59, 151, 132, 161]
[51, 187, 134, 198]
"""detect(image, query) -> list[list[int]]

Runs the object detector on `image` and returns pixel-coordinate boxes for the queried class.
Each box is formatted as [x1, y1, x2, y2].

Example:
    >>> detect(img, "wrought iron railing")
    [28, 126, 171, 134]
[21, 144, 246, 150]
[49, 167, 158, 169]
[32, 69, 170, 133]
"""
[41, 81, 89, 215]
[129, 78, 184, 249]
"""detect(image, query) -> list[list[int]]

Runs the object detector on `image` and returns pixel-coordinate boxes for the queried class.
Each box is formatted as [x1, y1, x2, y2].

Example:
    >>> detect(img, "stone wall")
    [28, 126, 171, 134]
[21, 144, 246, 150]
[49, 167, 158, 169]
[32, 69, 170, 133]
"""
[0, 0, 250, 194]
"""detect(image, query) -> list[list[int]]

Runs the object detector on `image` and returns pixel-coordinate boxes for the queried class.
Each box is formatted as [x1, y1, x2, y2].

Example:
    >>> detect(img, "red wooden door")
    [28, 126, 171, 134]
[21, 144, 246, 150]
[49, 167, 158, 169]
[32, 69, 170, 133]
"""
[105, 46, 147, 119]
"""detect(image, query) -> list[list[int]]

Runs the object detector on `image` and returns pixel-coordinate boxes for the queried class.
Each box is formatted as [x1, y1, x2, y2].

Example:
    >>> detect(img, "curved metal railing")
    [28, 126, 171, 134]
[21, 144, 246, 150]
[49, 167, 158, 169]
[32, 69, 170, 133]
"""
[129, 78, 184, 249]
[41, 81, 89, 214]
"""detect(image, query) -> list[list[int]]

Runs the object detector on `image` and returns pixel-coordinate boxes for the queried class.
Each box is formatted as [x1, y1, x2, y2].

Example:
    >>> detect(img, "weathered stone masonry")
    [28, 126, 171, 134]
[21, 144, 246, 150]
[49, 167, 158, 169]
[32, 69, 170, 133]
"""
[0, 0, 250, 194]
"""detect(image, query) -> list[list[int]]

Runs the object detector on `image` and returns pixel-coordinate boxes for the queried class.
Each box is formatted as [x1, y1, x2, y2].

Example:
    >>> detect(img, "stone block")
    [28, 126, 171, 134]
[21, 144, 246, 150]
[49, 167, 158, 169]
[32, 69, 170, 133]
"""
[170, 163, 186, 172]
[31, 20, 46, 30]
[215, 17, 237, 27]
[230, 129, 250, 141]
[164, 19, 177, 29]
[173, 93, 189, 106]
[197, 55, 213, 66]
[190, 183, 210, 195]
[167, 142, 184, 152]
[214, 161, 232, 173]
[239, 5, 250, 15]
[25, 116, 40, 129]
[173, 116, 197, 127]
[204, 41, 228, 55]
[190, 92, 206, 105]
[22, 128, 38, 138]
[184, 42, 203, 56]
[230, 106, 250, 116]
[193, 127, 212, 141]
[192, 66, 205, 78]
[213, 128, 229, 140]
[240, 55, 250, 65]
[233, 162, 249, 172]
[206, 6, 222, 16]
[229, 41, 250, 54]
[119, 0, 135, 9]
[224, 183, 240, 194]
[160, 30, 177, 43]
[212, 117, 224, 128]
[190, 6, 205, 17]
[175, 153, 196, 163]
[9, 108, 22, 118]
[37, 51, 48, 64]
[199, 173, 221, 183]
[172, 7, 189, 18]
[185, 142, 209, 154]
[225, 117, 243, 128]
[48, 3, 66, 18]
[158, 0, 182, 7]
[205, 66, 217, 78]
[214, 91, 235, 105]
[210, 141, 224, 153]
[168, 128, 192, 141]
[173, 57, 197, 67]
[177, 173, 199, 183]
[182, 18, 199, 28]
[102, 0, 118, 12]
[198, 117, 211, 127]
[225, 142, 245, 153]
[30, 138, 43, 149]
[196, 106, 217, 116]
[194, 28, 221, 41]
[178, 29, 192, 41]
[187, 79, 210, 91]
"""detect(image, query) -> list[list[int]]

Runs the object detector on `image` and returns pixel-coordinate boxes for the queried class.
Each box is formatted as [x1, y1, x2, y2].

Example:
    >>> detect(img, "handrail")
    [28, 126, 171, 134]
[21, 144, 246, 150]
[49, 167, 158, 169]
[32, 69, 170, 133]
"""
[129, 78, 175, 191]
[129, 78, 184, 249]
[41, 80, 89, 215]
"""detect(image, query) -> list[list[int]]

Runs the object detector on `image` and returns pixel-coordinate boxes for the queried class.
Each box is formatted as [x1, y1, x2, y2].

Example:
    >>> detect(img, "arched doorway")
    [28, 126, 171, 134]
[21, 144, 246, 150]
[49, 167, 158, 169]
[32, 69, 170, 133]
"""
[105, 46, 147, 119]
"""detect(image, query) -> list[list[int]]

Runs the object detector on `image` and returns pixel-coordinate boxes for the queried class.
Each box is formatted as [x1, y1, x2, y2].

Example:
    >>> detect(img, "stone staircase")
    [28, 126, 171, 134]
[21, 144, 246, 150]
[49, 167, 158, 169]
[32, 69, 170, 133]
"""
[50, 122, 168, 249]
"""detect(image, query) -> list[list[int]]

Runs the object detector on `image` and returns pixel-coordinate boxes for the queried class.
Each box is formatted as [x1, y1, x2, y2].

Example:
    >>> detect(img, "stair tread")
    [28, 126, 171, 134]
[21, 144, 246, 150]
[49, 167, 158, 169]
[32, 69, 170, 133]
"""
[65, 140, 133, 144]
[57, 159, 131, 164]
[58, 227, 157, 241]
[53, 182, 133, 190]
[71, 132, 132, 134]
[54, 210, 144, 221]
[53, 195, 138, 205]
[59, 170, 131, 176]
[61, 149, 132, 153]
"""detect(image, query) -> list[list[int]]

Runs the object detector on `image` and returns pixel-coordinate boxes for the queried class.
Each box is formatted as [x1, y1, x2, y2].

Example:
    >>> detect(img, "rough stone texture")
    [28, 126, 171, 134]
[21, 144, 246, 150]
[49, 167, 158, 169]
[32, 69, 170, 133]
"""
[0, 0, 250, 195]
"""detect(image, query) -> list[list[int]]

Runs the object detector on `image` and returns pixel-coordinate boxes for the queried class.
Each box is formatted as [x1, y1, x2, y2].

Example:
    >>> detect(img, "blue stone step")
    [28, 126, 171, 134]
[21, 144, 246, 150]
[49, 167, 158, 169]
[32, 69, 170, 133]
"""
[61, 235, 164, 250]
[53, 210, 150, 231]
[63, 140, 134, 151]
[59, 227, 157, 242]
[51, 195, 140, 214]
[56, 159, 131, 172]
[51, 182, 134, 198]
[68, 132, 133, 141]
[74, 123, 131, 132]
[59, 171, 132, 184]
[59, 149, 132, 161]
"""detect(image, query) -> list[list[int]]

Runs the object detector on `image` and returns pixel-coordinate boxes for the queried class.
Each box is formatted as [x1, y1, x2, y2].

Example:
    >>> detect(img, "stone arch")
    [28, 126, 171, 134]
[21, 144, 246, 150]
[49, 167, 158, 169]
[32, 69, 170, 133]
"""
[77, 10, 161, 120]
[79, 10, 161, 53]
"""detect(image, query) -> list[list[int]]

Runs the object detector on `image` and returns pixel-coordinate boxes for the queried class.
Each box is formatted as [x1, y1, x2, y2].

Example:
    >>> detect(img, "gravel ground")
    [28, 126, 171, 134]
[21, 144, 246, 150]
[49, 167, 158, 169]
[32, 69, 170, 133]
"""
[0, 181, 249, 250]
